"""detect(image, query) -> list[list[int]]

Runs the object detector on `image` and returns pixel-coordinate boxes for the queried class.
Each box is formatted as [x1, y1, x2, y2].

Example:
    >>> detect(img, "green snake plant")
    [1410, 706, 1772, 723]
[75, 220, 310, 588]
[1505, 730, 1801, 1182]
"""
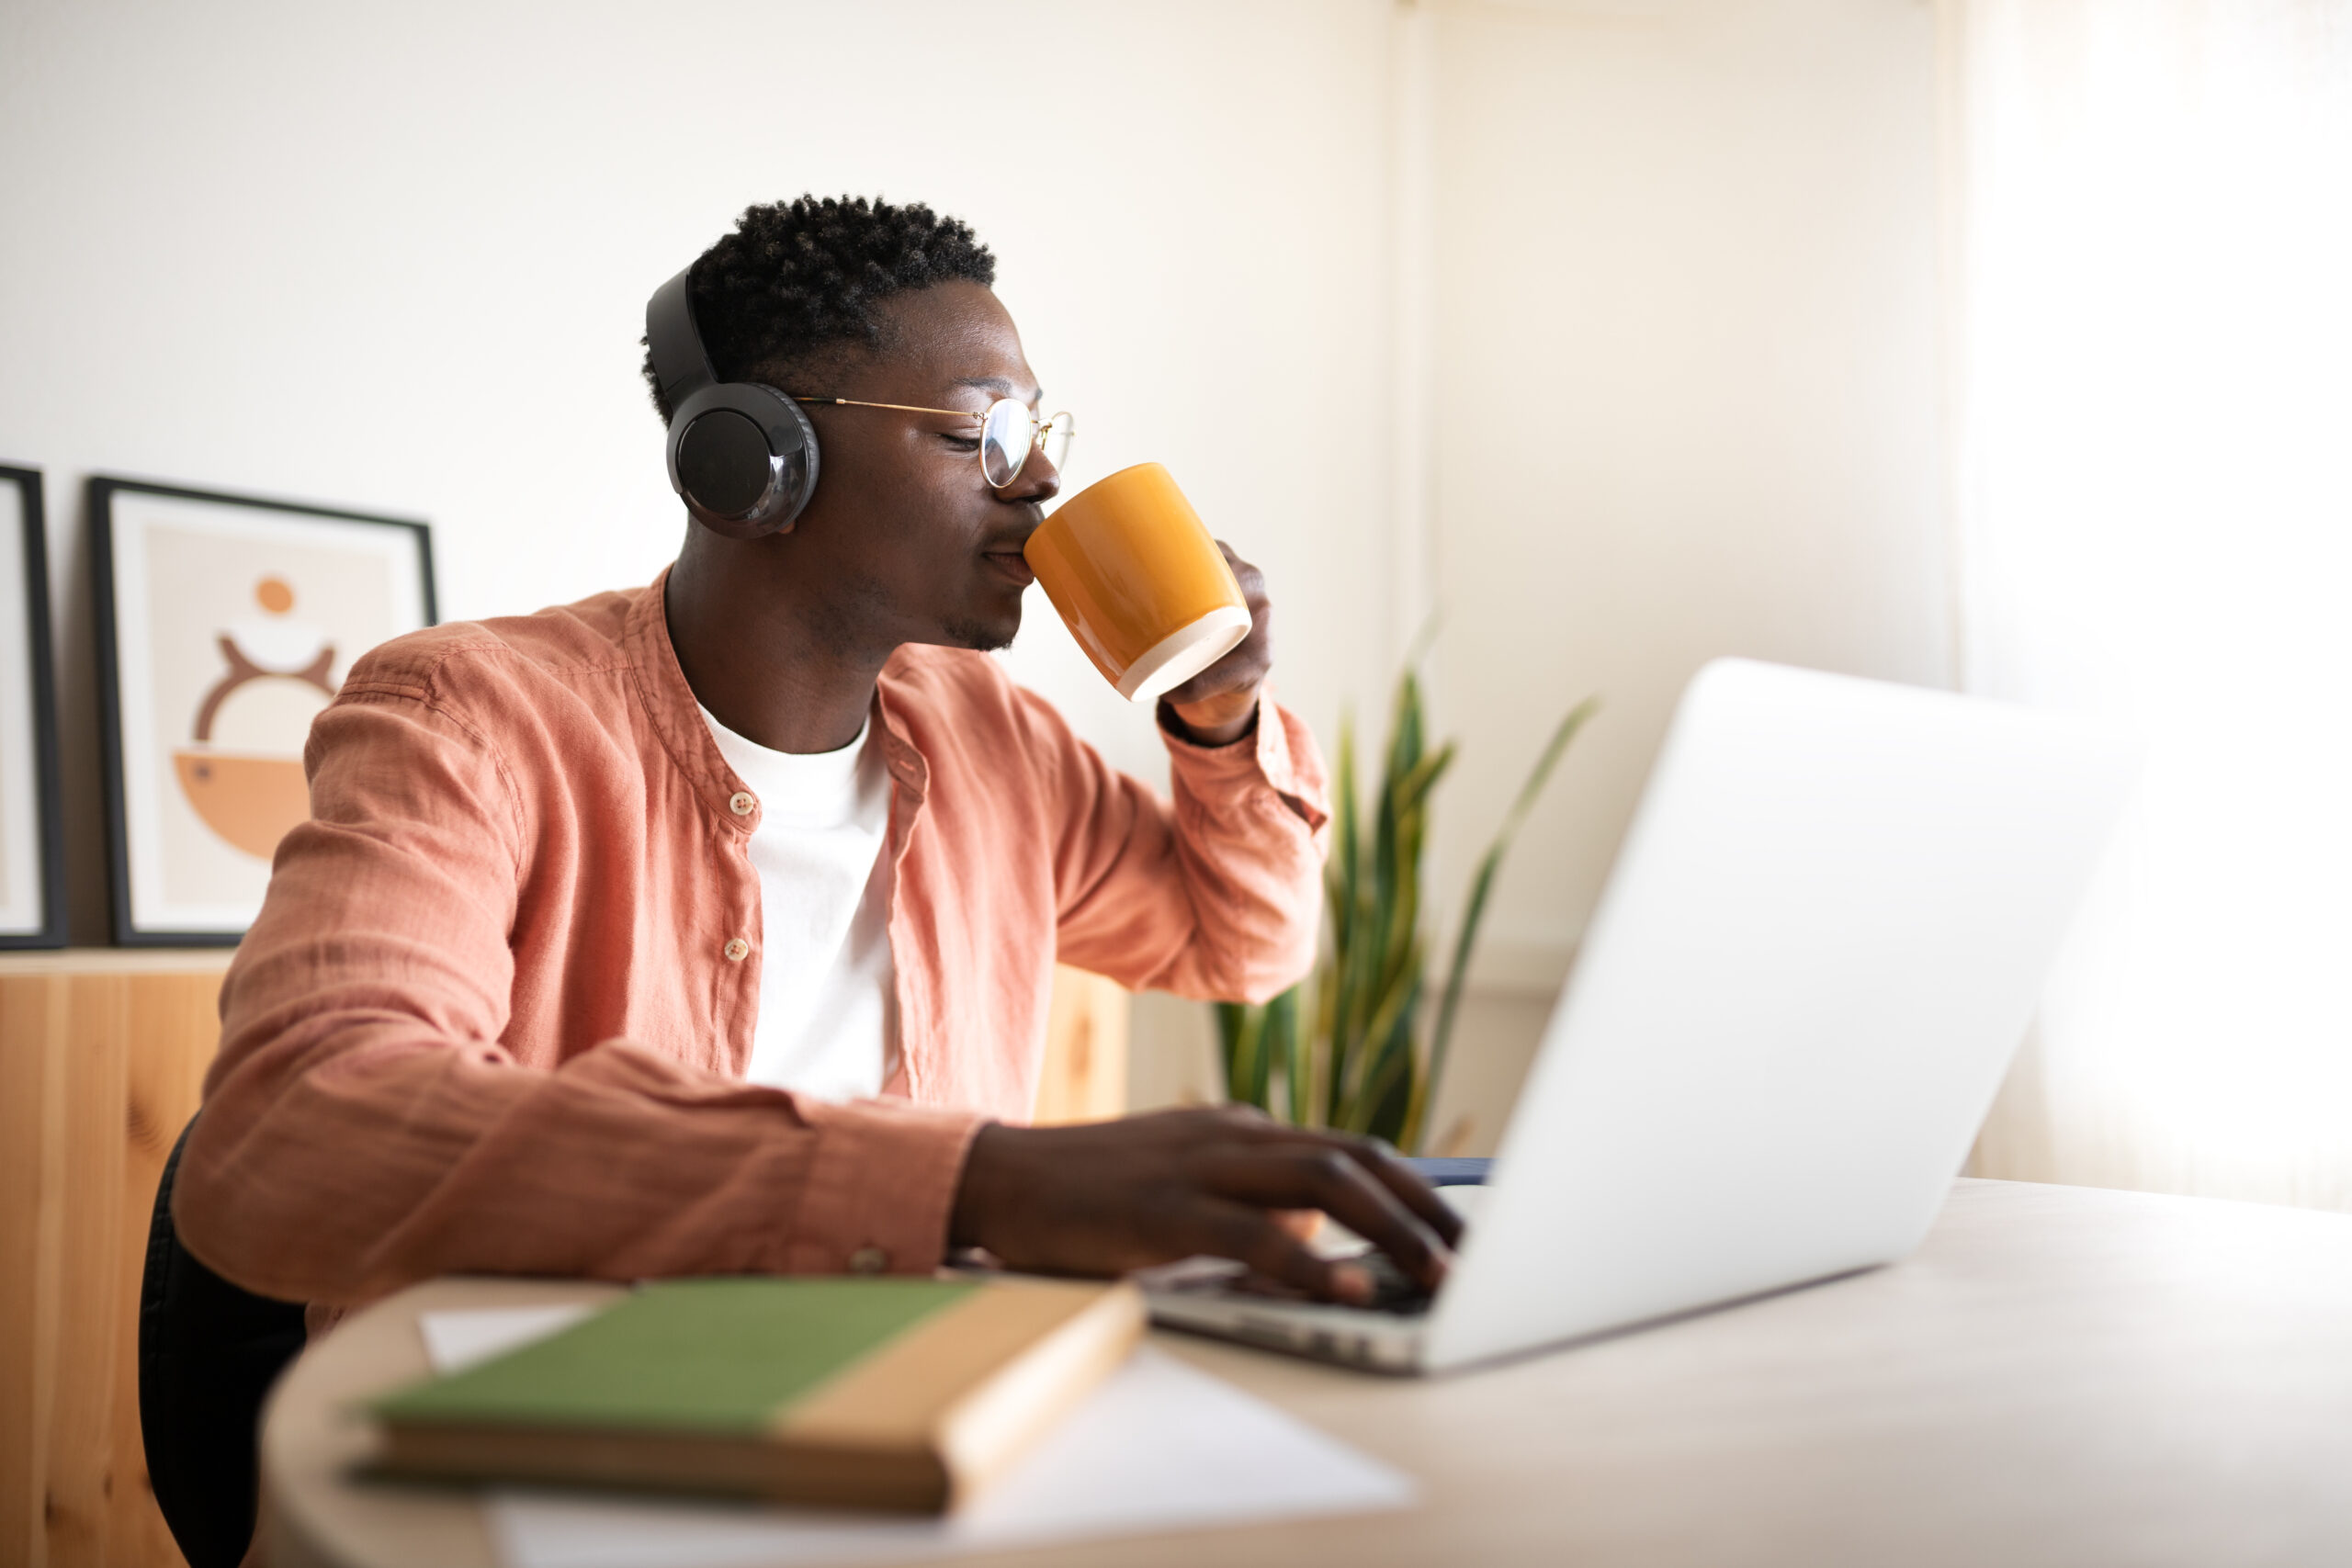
[1216, 664, 1598, 1151]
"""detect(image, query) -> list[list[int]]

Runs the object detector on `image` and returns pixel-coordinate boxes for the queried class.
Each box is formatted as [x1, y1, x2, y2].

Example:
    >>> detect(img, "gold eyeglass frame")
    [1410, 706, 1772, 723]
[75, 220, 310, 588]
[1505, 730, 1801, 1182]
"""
[791, 395, 1076, 489]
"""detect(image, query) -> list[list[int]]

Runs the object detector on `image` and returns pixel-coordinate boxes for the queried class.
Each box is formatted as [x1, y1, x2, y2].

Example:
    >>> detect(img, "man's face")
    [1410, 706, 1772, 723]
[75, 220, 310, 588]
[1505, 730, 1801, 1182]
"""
[773, 280, 1059, 654]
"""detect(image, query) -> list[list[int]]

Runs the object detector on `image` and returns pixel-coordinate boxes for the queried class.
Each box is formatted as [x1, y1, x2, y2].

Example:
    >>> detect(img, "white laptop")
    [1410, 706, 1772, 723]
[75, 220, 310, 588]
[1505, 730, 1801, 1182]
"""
[1144, 658, 2138, 1374]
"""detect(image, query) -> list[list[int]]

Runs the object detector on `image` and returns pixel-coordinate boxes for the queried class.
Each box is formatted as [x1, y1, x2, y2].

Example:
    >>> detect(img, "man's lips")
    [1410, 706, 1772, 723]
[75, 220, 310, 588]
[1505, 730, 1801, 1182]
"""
[984, 513, 1042, 588]
[984, 548, 1035, 588]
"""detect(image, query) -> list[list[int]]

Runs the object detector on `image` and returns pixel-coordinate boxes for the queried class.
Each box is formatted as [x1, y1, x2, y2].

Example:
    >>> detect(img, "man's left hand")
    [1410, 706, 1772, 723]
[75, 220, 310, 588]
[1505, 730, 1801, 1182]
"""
[1160, 541, 1271, 747]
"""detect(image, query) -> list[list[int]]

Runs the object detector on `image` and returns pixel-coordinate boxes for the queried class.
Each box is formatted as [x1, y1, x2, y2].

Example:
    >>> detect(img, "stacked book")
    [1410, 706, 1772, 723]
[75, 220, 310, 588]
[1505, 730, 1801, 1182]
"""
[369, 1276, 1145, 1512]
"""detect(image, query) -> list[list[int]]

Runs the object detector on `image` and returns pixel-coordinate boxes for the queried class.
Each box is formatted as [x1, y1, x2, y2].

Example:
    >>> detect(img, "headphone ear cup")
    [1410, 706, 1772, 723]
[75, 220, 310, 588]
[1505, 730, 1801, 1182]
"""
[666, 387, 820, 537]
[760, 391, 820, 527]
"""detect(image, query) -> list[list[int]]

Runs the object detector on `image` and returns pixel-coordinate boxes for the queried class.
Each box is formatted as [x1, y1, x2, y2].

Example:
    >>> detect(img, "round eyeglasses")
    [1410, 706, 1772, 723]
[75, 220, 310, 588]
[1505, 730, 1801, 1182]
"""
[792, 395, 1076, 489]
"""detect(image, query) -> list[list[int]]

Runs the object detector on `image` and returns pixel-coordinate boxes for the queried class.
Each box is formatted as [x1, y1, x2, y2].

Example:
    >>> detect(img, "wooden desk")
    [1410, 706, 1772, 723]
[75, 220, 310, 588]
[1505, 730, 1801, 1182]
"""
[262, 1179, 2352, 1568]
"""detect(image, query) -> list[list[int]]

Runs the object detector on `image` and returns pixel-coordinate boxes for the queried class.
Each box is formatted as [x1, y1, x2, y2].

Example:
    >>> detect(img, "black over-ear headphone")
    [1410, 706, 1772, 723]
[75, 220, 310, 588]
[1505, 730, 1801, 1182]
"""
[646, 266, 821, 536]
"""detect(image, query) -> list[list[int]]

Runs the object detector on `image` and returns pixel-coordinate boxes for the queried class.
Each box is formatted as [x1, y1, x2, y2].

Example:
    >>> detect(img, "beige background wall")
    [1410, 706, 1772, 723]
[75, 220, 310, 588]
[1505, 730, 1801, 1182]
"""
[1137, 0, 1951, 1147]
[1415, 0, 1951, 1148]
[3, 0, 1949, 1145]
[0, 0, 1398, 932]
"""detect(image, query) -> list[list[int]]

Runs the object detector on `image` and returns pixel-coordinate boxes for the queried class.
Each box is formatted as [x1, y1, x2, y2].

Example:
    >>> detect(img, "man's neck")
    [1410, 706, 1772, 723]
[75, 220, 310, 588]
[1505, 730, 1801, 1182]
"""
[663, 536, 890, 755]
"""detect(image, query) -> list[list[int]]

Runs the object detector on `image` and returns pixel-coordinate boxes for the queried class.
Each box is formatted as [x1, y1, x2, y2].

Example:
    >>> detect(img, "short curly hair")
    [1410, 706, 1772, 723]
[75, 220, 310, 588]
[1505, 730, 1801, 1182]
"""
[641, 195, 996, 421]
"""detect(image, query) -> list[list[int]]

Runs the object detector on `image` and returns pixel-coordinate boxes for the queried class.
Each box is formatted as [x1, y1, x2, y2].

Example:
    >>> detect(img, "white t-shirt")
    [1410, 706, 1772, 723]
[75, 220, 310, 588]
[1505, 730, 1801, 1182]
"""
[697, 704, 897, 1100]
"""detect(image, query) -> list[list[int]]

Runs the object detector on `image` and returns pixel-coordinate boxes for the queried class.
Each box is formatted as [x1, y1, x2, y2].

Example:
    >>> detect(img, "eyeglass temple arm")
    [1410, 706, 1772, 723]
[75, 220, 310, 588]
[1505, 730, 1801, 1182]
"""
[793, 396, 1070, 433]
[791, 395, 983, 422]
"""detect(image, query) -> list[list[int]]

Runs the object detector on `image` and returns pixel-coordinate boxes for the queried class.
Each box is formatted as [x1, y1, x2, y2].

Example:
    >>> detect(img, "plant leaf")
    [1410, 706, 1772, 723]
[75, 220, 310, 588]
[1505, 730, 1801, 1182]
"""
[1390, 743, 1456, 820]
[1349, 969, 1423, 1140]
[1404, 694, 1600, 1151]
[1330, 710, 1359, 955]
[1260, 984, 1299, 1122]
[1216, 999, 1263, 1111]
[1338, 935, 1419, 1126]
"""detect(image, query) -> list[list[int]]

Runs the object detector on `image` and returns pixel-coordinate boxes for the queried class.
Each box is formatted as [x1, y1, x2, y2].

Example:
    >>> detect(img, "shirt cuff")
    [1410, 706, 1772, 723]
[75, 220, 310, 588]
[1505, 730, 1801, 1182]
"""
[1162, 689, 1331, 835]
[778, 1099, 987, 1275]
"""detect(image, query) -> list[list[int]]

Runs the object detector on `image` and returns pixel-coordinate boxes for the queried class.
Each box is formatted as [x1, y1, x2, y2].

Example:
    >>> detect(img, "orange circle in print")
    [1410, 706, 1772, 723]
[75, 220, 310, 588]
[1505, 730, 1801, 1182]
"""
[255, 576, 295, 615]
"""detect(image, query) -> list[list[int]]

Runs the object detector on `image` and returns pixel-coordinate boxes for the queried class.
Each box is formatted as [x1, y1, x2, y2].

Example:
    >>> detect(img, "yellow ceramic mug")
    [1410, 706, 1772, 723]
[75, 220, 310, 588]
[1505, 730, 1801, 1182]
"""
[1023, 462, 1252, 705]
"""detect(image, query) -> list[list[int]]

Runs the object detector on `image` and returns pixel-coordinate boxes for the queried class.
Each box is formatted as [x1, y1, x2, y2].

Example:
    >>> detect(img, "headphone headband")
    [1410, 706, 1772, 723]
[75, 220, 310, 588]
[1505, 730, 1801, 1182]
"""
[647, 267, 716, 412]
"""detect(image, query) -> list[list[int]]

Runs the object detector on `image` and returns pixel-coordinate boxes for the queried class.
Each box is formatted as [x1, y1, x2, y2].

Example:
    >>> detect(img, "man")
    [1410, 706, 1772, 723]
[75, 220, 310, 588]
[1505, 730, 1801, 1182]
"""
[176, 196, 1458, 1328]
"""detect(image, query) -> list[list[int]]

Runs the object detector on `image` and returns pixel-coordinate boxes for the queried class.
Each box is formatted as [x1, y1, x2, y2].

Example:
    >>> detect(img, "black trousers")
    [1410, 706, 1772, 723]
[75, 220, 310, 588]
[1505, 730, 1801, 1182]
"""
[138, 1119, 308, 1568]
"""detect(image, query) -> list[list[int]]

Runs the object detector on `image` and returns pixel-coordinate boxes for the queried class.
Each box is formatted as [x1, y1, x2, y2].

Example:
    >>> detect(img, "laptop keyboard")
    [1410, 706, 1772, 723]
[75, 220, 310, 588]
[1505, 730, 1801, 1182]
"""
[1151, 1249, 1434, 1316]
[1352, 1250, 1437, 1314]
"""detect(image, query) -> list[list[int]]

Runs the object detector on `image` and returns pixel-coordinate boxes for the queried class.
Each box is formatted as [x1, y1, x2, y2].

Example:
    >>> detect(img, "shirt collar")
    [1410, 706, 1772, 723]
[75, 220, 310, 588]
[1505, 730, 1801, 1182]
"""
[627, 566, 933, 827]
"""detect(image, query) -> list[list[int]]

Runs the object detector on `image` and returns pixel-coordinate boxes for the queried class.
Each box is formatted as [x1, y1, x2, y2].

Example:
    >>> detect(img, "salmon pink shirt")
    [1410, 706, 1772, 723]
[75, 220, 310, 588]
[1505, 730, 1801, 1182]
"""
[175, 571, 1329, 1310]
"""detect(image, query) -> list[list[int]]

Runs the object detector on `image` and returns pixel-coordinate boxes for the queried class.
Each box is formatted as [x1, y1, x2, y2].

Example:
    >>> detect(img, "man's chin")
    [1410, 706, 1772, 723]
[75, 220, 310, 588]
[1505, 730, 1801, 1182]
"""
[939, 605, 1019, 653]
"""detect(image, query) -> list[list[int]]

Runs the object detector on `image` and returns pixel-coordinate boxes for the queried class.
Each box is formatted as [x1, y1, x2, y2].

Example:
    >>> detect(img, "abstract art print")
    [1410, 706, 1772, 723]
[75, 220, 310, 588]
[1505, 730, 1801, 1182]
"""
[0, 465, 67, 948]
[92, 477, 435, 944]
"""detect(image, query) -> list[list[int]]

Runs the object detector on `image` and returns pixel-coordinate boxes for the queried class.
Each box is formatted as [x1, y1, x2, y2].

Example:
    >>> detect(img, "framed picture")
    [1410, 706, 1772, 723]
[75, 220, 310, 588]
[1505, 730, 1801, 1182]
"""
[1, 466, 67, 949]
[92, 477, 435, 946]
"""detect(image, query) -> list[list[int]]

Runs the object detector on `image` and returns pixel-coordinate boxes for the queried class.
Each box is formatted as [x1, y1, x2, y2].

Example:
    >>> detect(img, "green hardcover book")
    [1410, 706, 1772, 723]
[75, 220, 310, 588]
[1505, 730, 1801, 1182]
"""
[368, 1276, 1145, 1513]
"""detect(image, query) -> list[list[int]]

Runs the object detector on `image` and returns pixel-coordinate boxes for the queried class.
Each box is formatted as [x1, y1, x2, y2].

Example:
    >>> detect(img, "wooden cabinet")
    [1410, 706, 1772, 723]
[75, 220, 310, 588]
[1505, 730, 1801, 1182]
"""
[1033, 966, 1129, 1125]
[0, 953, 1125, 1567]
[1, 950, 229, 1568]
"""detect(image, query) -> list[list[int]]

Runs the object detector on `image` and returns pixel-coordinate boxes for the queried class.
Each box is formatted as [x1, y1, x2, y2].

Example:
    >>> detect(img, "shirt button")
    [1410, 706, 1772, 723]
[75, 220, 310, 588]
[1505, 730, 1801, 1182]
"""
[848, 1245, 889, 1276]
[729, 791, 756, 817]
[723, 937, 750, 962]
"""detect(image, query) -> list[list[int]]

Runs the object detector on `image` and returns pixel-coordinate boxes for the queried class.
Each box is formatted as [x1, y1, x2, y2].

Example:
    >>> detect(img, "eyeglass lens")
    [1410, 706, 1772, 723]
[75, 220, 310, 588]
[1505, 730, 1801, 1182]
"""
[1040, 412, 1074, 476]
[980, 400, 1034, 488]
[979, 400, 1077, 488]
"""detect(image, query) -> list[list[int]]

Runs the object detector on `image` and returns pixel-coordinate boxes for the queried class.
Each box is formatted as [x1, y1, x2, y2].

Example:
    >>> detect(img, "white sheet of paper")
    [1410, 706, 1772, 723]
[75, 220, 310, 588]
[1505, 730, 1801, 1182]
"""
[421, 1303, 601, 1371]
[414, 1306, 1414, 1568]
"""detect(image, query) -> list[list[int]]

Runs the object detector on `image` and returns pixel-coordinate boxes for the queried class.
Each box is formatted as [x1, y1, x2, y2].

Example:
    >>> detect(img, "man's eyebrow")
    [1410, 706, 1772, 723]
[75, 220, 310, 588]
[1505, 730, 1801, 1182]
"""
[951, 375, 1043, 402]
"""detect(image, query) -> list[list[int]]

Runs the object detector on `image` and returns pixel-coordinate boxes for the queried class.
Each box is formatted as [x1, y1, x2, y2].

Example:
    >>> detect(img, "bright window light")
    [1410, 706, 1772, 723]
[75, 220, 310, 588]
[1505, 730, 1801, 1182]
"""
[1959, 0, 2352, 1209]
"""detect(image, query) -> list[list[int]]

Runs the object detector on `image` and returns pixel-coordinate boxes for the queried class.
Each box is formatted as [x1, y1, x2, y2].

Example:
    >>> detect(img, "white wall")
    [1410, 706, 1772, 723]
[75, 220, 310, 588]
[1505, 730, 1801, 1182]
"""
[1414, 0, 1950, 1149]
[0, 0, 1397, 942]
[1133, 1, 1952, 1142]
[4, 1, 1949, 1145]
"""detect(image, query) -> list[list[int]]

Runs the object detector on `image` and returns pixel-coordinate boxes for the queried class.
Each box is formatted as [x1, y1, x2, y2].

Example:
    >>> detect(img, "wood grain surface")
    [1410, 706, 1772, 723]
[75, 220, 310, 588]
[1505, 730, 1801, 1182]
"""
[266, 1179, 2352, 1568]
[1031, 966, 1128, 1125]
[0, 949, 230, 1568]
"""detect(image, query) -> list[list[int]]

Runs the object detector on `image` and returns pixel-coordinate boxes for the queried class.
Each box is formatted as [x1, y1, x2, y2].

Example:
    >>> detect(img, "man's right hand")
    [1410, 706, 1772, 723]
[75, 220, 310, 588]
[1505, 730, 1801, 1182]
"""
[947, 1107, 1463, 1303]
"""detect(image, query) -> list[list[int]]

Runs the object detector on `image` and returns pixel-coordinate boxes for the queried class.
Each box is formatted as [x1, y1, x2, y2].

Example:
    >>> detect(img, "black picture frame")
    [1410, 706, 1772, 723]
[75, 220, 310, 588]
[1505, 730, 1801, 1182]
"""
[0, 465, 68, 949]
[91, 475, 436, 947]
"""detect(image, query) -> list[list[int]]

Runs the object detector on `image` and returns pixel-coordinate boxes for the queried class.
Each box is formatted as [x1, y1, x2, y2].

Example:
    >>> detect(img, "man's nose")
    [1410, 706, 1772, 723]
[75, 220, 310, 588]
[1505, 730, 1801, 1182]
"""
[1007, 445, 1060, 503]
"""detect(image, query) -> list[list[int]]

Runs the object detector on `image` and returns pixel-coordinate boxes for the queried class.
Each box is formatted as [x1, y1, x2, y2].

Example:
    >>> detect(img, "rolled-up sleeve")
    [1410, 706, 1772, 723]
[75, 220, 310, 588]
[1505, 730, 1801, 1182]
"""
[1038, 691, 1331, 1004]
[175, 681, 980, 1307]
